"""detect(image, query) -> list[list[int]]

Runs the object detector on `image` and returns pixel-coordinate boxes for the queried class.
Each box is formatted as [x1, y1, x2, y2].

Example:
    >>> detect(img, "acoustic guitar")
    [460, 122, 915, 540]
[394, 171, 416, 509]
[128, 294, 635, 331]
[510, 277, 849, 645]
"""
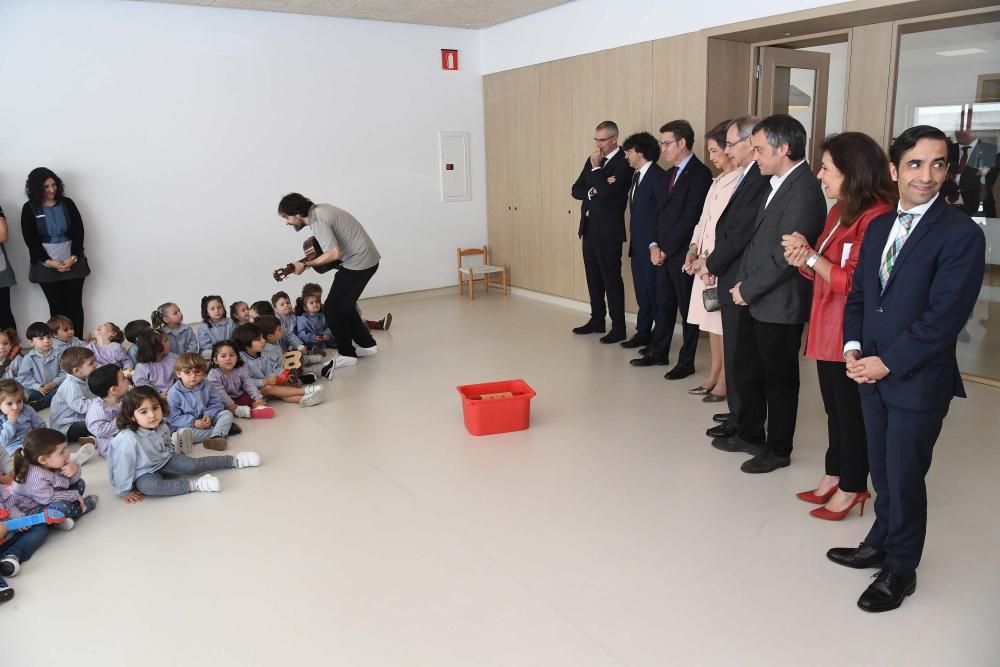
[273, 236, 340, 282]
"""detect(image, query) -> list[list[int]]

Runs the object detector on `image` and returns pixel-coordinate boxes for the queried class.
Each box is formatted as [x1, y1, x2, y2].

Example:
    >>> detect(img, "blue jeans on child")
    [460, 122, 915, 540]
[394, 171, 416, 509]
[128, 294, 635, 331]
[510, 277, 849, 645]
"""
[2, 524, 49, 563]
[134, 453, 235, 496]
[47, 479, 98, 519]
[27, 389, 53, 408]
[188, 411, 233, 443]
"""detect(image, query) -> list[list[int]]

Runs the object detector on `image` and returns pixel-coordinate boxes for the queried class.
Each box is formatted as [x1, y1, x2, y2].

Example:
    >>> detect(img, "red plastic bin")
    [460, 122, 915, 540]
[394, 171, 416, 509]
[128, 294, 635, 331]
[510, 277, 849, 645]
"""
[456, 379, 536, 436]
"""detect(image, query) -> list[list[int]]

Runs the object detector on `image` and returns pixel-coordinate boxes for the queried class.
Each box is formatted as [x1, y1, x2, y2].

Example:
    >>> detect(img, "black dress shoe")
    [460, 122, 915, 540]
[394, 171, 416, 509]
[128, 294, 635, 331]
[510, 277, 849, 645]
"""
[712, 435, 763, 455]
[827, 543, 886, 569]
[706, 422, 736, 439]
[630, 354, 668, 367]
[858, 570, 916, 613]
[620, 335, 650, 349]
[740, 450, 790, 473]
[599, 329, 626, 344]
[712, 412, 732, 423]
[572, 321, 606, 335]
[228, 422, 242, 436]
[664, 365, 695, 380]
[638, 347, 649, 355]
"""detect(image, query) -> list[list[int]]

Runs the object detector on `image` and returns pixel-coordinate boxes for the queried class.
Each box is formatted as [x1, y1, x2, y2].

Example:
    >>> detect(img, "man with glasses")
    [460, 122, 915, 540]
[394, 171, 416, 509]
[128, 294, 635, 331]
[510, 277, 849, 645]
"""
[630, 120, 711, 379]
[571, 120, 633, 343]
[699, 116, 768, 442]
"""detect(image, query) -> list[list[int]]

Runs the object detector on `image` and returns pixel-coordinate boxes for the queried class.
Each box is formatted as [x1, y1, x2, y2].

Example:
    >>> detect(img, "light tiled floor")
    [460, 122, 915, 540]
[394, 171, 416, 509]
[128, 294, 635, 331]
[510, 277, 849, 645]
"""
[5, 289, 1000, 666]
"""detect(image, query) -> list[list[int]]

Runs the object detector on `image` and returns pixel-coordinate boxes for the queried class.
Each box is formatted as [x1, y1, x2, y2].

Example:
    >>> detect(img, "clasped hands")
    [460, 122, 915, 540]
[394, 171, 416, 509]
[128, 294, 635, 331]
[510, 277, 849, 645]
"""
[45, 256, 78, 273]
[781, 232, 814, 268]
[844, 350, 890, 384]
[682, 253, 716, 286]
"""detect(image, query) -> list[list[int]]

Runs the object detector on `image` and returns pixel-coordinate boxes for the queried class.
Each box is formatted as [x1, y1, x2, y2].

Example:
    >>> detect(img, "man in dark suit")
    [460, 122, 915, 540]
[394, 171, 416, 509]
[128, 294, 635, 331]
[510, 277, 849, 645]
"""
[630, 120, 712, 379]
[946, 128, 997, 215]
[571, 120, 634, 343]
[620, 131, 667, 349]
[698, 116, 769, 440]
[829, 125, 985, 613]
[714, 114, 826, 474]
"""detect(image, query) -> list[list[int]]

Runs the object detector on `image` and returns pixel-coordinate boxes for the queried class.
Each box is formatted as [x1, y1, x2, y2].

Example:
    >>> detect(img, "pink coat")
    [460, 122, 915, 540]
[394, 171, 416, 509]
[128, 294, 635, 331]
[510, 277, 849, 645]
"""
[687, 169, 741, 334]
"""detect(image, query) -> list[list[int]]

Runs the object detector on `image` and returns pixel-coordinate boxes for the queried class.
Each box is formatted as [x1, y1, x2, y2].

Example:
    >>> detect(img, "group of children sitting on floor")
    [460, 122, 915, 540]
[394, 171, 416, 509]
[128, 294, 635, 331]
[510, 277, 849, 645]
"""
[0, 283, 391, 605]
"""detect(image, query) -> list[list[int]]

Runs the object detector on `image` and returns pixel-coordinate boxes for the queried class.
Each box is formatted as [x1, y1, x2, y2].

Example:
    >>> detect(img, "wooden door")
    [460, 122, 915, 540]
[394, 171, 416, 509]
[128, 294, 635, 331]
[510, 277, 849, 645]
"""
[510, 66, 542, 291]
[484, 71, 514, 274]
[539, 58, 577, 298]
[756, 47, 830, 168]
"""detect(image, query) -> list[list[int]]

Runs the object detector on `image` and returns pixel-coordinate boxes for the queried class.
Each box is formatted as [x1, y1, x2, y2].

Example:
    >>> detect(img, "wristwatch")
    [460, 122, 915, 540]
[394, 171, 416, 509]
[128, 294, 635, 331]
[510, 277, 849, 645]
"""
[805, 253, 821, 269]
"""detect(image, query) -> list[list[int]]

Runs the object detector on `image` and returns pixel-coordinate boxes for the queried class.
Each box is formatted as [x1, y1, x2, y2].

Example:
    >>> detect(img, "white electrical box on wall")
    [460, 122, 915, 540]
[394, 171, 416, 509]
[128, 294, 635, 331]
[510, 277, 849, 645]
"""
[439, 131, 471, 202]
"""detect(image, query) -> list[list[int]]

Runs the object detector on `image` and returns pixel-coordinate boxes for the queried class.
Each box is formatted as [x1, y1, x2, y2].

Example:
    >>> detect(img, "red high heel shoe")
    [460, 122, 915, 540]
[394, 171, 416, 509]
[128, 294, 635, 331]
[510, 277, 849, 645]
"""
[796, 485, 839, 504]
[809, 491, 871, 521]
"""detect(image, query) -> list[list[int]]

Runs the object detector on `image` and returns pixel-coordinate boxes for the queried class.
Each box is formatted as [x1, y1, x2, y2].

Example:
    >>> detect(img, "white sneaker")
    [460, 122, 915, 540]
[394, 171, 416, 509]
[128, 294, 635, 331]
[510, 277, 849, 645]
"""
[304, 384, 324, 396]
[53, 517, 75, 531]
[299, 390, 325, 408]
[171, 428, 193, 455]
[0, 555, 20, 577]
[234, 405, 252, 419]
[235, 452, 260, 468]
[356, 344, 378, 357]
[333, 355, 358, 368]
[69, 443, 96, 466]
[193, 474, 221, 493]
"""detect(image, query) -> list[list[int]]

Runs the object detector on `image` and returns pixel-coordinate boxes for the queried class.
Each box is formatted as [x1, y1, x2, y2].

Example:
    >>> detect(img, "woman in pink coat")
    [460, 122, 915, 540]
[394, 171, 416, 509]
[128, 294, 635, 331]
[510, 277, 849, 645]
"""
[683, 121, 741, 402]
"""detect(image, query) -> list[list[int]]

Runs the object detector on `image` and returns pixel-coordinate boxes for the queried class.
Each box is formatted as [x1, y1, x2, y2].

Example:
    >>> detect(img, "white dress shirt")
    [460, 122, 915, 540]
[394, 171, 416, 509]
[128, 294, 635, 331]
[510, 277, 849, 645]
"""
[765, 160, 805, 208]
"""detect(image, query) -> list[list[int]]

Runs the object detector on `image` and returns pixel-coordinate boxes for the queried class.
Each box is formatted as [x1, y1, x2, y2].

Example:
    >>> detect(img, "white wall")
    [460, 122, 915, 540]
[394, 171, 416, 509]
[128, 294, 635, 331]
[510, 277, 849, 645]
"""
[0, 0, 486, 331]
[481, 0, 849, 73]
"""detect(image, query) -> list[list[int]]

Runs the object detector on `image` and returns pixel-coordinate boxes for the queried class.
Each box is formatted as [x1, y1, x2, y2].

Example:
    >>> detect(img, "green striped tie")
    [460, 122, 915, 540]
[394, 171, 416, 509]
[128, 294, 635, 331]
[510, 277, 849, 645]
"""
[880, 212, 915, 291]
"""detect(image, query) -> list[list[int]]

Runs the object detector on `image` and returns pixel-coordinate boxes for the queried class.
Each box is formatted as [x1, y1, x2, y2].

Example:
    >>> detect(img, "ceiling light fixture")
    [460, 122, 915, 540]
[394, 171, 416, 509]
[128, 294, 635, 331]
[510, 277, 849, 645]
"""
[935, 47, 987, 57]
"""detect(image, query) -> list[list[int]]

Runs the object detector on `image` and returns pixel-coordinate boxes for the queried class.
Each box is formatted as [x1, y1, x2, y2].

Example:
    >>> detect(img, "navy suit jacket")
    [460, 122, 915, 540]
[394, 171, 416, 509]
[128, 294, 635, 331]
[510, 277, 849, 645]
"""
[654, 154, 713, 258]
[628, 162, 667, 252]
[843, 196, 985, 410]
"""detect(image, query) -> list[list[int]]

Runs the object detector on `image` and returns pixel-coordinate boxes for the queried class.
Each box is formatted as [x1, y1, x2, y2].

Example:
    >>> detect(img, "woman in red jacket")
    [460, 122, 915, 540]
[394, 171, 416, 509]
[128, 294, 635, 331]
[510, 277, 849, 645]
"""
[782, 133, 896, 521]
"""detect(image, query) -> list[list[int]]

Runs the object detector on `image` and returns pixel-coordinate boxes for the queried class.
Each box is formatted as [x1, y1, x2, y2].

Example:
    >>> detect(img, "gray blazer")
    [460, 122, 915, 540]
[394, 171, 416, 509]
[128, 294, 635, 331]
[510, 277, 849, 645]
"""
[735, 162, 826, 324]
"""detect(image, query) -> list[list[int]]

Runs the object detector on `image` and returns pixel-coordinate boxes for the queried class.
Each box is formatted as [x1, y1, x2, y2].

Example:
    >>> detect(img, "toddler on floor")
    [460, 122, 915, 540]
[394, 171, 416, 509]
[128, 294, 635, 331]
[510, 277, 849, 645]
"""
[0, 329, 23, 380]
[166, 353, 233, 452]
[124, 319, 152, 366]
[0, 380, 46, 465]
[15, 322, 66, 410]
[1, 483, 51, 592]
[152, 302, 198, 355]
[295, 292, 334, 349]
[230, 301, 251, 326]
[256, 316, 317, 384]
[109, 385, 259, 502]
[207, 341, 274, 420]
[48, 347, 99, 457]
[197, 295, 235, 358]
[85, 321, 132, 370]
[48, 315, 86, 362]
[85, 364, 129, 457]
[233, 323, 324, 407]
[271, 291, 324, 365]
[132, 329, 178, 396]
[11, 428, 99, 531]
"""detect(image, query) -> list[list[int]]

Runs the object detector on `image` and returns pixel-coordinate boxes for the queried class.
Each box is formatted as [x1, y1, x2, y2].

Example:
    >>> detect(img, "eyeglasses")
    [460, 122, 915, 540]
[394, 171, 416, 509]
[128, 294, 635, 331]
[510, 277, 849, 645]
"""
[594, 136, 616, 143]
[659, 139, 678, 148]
[724, 136, 750, 149]
[179, 369, 204, 376]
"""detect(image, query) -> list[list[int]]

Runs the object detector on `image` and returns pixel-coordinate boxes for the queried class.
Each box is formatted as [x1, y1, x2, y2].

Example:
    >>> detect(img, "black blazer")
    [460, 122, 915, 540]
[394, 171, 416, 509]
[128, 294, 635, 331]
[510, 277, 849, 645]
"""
[705, 163, 770, 304]
[653, 154, 712, 258]
[736, 161, 826, 324]
[844, 196, 985, 410]
[20, 197, 86, 265]
[571, 149, 633, 243]
[628, 161, 667, 250]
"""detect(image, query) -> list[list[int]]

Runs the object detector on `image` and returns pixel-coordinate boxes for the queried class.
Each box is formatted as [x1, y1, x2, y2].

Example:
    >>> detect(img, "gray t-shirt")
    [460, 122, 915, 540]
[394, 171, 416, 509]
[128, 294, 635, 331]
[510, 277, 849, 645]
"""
[308, 204, 381, 271]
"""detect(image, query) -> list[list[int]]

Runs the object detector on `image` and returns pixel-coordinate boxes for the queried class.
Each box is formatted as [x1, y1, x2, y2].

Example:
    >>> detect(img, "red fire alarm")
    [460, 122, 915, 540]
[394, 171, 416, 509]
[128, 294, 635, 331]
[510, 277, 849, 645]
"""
[441, 49, 459, 71]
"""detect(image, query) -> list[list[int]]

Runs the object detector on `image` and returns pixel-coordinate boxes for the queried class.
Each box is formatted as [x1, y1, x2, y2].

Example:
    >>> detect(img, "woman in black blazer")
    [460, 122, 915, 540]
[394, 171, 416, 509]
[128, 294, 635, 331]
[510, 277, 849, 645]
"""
[20, 167, 91, 333]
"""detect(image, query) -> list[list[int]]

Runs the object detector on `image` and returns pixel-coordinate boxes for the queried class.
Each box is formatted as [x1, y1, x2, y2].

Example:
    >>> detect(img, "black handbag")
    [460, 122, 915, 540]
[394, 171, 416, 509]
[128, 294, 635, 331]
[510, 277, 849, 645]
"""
[702, 286, 720, 312]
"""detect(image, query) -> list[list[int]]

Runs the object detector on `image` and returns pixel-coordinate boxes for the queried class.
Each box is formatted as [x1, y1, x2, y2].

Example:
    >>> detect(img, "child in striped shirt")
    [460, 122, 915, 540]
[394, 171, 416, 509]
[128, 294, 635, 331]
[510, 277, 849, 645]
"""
[11, 428, 99, 531]
[85, 364, 129, 457]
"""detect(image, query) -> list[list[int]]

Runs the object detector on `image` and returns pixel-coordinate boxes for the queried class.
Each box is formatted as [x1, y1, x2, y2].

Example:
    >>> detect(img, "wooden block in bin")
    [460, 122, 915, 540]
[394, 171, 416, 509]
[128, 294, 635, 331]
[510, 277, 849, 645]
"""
[479, 391, 514, 400]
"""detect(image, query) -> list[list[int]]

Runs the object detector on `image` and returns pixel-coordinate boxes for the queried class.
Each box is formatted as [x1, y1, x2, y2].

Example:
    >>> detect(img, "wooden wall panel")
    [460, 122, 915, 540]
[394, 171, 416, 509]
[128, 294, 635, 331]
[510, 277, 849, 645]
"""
[845, 22, 896, 147]
[652, 31, 710, 162]
[538, 58, 577, 299]
[510, 66, 542, 290]
[483, 71, 514, 275]
[705, 38, 752, 136]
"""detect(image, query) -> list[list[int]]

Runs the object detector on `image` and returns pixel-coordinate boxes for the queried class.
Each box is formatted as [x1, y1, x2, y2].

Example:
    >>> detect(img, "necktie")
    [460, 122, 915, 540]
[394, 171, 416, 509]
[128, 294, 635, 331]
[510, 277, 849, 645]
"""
[959, 145, 970, 172]
[601, 156, 608, 168]
[736, 172, 745, 189]
[669, 168, 679, 193]
[879, 212, 915, 290]
[629, 171, 640, 206]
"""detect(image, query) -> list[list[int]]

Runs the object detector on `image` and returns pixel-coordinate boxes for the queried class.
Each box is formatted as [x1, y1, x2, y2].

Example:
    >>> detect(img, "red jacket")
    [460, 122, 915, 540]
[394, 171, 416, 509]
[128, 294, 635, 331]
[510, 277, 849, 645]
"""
[803, 201, 893, 361]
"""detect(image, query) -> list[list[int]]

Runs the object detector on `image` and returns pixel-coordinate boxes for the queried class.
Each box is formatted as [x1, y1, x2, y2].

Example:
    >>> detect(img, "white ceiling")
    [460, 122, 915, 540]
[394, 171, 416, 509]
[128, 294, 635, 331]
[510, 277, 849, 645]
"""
[899, 21, 1000, 69]
[129, 0, 573, 29]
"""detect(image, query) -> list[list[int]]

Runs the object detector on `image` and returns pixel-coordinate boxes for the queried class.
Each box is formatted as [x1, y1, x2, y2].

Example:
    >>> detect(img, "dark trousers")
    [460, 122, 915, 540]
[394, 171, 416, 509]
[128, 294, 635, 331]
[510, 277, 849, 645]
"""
[647, 254, 698, 368]
[733, 308, 803, 457]
[1, 523, 48, 562]
[581, 237, 625, 330]
[39, 278, 86, 333]
[720, 303, 742, 419]
[322, 264, 378, 358]
[0, 287, 15, 332]
[861, 389, 948, 575]
[629, 242, 657, 337]
[66, 421, 92, 443]
[815, 360, 868, 492]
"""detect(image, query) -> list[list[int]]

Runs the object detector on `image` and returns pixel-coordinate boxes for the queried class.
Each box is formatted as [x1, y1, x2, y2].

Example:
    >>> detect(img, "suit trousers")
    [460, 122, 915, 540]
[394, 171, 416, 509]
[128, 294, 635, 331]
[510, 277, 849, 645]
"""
[322, 264, 378, 358]
[733, 308, 803, 457]
[720, 303, 742, 420]
[815, 360, 868, 492]
[647, 254, 698, 368]
[629, 242, 657, 337]
[861, 388, 948, 575]
[581, 236, 625, 329]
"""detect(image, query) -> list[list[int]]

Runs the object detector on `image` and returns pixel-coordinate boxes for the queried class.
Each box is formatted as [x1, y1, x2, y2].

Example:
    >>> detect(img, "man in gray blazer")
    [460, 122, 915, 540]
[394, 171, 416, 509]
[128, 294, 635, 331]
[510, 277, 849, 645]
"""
[716, 114, 826, 474]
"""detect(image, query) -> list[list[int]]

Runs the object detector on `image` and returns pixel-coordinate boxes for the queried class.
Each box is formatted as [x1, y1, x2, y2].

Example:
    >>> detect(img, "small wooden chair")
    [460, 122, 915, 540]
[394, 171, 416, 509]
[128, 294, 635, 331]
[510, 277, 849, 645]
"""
[457, 246, 508, 300]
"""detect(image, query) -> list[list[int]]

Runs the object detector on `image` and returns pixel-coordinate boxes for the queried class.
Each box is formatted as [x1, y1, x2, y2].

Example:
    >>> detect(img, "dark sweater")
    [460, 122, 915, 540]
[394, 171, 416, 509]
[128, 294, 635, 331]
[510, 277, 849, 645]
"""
[20, 198, 85, 265]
